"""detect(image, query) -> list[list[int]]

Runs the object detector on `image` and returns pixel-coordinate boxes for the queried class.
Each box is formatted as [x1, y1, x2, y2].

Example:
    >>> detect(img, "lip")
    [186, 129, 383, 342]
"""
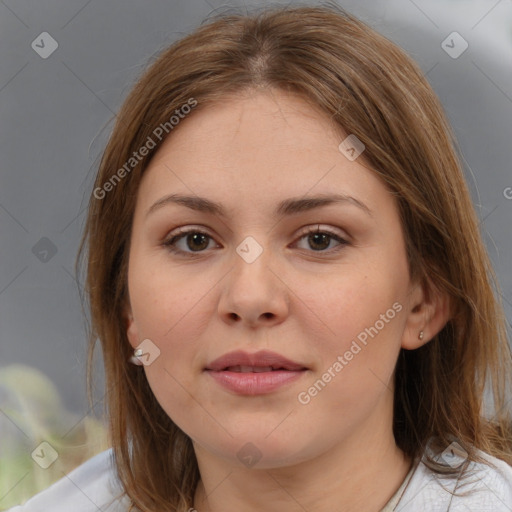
[204, 350, 308, 395]
[205, 349, 307, 372]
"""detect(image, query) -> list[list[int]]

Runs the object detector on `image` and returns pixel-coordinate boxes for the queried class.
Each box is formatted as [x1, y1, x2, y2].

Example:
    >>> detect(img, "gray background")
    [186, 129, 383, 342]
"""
[0, 0, 511, 473]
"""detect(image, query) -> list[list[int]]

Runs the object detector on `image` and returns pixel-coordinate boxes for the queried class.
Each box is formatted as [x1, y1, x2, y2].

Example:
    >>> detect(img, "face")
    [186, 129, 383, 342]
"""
[125, 88, 423, 469]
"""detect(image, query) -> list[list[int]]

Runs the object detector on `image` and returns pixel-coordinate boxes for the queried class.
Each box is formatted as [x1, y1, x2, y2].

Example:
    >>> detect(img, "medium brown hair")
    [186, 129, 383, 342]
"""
[78, 4, 512, 511]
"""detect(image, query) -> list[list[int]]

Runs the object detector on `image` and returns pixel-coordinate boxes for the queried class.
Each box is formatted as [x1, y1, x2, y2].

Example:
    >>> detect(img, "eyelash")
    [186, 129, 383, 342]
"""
[162, 226, 349, 257]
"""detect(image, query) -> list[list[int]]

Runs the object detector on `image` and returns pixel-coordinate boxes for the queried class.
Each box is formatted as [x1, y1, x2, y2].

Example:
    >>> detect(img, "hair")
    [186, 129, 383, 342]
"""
[77, 3, 512, 511]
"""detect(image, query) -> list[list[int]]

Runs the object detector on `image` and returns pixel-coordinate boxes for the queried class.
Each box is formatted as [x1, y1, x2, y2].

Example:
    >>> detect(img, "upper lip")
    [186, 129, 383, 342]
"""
[205, 350, 307, 371]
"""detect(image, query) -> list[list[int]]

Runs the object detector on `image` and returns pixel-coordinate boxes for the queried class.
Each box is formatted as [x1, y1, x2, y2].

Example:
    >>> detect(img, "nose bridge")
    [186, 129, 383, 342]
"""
[231, 235, 274, 296]
[219, 234, 288, 325]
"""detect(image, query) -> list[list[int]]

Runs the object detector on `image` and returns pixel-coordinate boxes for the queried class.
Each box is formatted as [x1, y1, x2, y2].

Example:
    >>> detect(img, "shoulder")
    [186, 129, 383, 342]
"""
[6, 449, 130, 512]
[398, 447, 512, 511]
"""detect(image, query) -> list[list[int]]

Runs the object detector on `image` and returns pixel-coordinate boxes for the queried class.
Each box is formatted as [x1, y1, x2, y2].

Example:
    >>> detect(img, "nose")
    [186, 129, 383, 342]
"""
[217, 244, 290, 328]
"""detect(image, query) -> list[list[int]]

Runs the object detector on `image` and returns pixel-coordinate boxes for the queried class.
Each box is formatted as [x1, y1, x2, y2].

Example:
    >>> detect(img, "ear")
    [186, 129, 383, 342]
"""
[401, 277, 451, 350]
[123, 302, 140, 349]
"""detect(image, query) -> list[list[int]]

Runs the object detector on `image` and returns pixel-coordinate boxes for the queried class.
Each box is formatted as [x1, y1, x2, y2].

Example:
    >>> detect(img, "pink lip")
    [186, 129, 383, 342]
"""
[204, 350, 308, 395]
[205, 349, 306, 371]
[207, 370, 306, 395]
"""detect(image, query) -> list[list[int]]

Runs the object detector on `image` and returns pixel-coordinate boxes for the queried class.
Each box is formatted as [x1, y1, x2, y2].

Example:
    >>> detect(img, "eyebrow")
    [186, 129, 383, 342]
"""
[146, 193, 373, 219]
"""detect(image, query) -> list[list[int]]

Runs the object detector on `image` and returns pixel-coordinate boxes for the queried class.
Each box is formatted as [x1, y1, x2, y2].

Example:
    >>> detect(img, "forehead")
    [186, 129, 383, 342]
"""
[136, 89, 388, 218]
[153, 89, 344, 158]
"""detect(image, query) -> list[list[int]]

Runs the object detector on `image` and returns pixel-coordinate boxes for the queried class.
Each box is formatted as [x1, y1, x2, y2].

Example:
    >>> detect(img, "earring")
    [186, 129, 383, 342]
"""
[419, 331, 424, 340]
[129, 348, 143, 366]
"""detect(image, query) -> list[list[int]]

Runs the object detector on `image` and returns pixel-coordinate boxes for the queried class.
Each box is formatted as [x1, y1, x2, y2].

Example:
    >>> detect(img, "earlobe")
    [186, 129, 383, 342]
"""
[401, 279, 451, 350]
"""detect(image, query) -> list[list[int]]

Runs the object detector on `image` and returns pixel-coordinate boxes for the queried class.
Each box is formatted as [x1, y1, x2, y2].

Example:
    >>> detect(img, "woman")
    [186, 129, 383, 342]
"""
[8, 4, 512, 511]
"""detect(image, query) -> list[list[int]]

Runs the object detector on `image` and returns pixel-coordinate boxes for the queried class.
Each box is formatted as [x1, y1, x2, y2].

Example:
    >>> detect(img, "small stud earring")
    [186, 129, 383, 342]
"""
[130, 348, 144, 366]
[419, 331, 424, 340]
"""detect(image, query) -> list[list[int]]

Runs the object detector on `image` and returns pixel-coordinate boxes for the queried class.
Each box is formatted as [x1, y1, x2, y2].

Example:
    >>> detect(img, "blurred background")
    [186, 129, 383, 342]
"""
[1, 0, 511, 508]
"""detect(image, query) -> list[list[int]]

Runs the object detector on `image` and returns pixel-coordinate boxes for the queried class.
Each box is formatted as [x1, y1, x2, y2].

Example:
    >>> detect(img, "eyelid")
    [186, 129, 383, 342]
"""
[162, 225, 219, 249]
[294, 224, 348, 240]
[291, 225, 350, 253]
[162, 224, 350, 256]
[166, 225, 214, 239]
[165, 224, 348, 241]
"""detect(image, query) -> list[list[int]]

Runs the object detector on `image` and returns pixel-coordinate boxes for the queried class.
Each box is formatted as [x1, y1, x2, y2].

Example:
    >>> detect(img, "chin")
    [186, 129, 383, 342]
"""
[197, 431, 315, 469]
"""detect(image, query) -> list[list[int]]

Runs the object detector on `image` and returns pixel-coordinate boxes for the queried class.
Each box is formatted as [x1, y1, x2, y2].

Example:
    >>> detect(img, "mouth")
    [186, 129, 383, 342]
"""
[204, 350, 308, 395]
[204, 349, 308, 372]
[221, 365, 296, 373]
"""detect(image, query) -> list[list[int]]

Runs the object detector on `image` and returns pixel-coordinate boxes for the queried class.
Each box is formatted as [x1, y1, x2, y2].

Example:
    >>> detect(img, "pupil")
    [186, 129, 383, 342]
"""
[187, 233, 208, 251]
[309, 233, 329, 250]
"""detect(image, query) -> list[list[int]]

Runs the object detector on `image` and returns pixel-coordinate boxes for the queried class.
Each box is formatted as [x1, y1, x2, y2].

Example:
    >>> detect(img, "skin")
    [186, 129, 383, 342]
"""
[125, 88, 450, 512]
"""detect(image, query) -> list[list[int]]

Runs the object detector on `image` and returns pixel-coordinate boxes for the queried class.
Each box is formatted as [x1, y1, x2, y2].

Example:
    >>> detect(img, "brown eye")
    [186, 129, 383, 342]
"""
[163, 230, 217, 256]
[307, 232, 332, 251]
[294, 227, 349, 253]
[185, 232, 210, 251]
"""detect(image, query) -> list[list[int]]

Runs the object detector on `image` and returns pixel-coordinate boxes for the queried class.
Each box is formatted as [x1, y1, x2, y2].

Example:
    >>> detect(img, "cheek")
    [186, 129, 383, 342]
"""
[128, 256, 216, 343]
[307, 261, 407, 387]
[127, 258, 220, 407]
[129, 264, 213, 425]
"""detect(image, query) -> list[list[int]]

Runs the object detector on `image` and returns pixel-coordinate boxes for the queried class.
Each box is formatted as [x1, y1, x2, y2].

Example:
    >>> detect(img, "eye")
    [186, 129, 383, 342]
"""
[162, 228, 218, 256]
[162, 225, 349, 257]
[294, 226, 349, 253]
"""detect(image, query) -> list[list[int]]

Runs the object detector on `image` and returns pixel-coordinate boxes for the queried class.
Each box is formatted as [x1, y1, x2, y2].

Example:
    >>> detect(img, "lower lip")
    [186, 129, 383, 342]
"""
[205, 369, 306, 395]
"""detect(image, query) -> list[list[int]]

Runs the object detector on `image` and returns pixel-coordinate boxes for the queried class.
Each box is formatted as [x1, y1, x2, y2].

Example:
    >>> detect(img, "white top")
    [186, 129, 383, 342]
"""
[7, 447, 512, 511]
